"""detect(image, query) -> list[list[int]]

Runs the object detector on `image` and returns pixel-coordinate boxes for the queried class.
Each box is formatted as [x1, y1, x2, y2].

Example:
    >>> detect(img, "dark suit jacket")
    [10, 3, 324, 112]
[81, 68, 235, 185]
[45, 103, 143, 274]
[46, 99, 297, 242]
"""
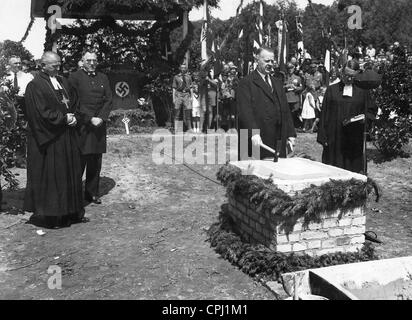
[236, 70, 296, 159]
[68, 70, 113, 155]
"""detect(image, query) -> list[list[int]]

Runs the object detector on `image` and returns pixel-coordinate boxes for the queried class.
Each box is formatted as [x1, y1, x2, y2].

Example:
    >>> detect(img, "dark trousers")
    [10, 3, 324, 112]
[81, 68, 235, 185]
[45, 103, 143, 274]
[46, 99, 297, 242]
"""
[81, 154, 102, 198]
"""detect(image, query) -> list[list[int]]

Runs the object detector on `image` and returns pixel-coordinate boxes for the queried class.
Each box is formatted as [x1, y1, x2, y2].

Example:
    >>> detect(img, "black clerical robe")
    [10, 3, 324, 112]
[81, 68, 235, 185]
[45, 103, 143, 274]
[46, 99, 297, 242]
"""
[24, 72, 84, 226]
[317, 82, 377, 174]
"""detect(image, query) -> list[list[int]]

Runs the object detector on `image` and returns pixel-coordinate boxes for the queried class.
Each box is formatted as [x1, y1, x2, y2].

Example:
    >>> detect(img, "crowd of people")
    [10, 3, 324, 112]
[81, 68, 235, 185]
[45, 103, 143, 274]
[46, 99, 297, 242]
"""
[1, 40, 407, 225]
[172, 40, 410, 137]
[172, 62, 240, 133]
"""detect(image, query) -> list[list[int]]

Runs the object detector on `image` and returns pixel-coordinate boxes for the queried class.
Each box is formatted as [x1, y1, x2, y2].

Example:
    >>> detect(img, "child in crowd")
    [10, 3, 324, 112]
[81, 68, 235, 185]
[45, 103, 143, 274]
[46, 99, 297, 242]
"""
[301, 84, 317, 132]
[191, 83, 201, 133]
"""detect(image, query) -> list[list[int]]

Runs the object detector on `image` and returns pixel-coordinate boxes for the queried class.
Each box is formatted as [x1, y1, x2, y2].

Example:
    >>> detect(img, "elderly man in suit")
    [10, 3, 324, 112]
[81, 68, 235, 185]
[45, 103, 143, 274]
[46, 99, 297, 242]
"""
[236, 46, 296, 160]
[68, 49, 113, 204]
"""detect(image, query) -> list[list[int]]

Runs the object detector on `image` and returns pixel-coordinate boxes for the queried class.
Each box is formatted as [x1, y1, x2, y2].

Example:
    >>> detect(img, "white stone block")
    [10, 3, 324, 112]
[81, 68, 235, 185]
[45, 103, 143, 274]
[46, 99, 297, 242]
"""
[328, 228, 344, 237]
[307, 240, 322, 249]
[352, 216, 366, 226]
[344, 225, 366, 235]
[307, 222, 323, 230]
[277, 235, 289, 244]
[301, 230, 328, 240]
[323, 219, 338, 228]
[228, 158, 367, 194]
[277, 232, 300, 244]
[293, 243, 307, 252]
[322, 238, 339, 249]
[276, 244, 292, 252]
[350, 235, 365, 245]
[338, 218, 352, 227]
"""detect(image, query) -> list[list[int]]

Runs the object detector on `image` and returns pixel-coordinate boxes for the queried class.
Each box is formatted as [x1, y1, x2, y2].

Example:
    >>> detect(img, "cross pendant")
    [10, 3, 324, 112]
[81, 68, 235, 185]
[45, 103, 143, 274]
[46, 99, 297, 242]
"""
[61, 95, 70, 109]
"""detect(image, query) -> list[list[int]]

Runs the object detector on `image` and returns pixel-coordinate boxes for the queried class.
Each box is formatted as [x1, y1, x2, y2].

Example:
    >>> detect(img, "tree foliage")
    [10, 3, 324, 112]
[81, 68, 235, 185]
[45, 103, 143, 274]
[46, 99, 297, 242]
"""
[372, 48, 412, 158]
[192, 0, 412, 66]
[0, 40, 33, 78]
[0, 41, 32, 190]
[0, 82, 20, 190]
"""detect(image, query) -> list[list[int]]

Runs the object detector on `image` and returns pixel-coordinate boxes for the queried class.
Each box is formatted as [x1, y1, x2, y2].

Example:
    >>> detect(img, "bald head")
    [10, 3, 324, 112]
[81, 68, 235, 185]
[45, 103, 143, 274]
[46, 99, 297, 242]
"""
[41, 51, 61, 76]
[41, 51, 60, 64]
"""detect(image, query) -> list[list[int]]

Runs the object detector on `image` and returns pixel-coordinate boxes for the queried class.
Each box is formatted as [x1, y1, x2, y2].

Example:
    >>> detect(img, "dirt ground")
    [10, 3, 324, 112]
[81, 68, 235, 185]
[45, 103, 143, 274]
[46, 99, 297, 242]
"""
[0, 131, 411, 300]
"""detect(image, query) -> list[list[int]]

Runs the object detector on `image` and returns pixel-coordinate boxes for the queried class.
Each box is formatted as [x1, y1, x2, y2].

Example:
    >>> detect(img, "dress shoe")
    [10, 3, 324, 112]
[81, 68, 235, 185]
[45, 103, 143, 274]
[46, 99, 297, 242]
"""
[85, 194, 102, 204]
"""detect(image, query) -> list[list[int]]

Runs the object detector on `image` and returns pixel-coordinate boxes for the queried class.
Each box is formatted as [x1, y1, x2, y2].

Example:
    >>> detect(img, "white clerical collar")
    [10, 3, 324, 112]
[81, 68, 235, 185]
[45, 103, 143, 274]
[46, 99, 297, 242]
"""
[343, 84, 353, 97]
[49, 76, 63, 90]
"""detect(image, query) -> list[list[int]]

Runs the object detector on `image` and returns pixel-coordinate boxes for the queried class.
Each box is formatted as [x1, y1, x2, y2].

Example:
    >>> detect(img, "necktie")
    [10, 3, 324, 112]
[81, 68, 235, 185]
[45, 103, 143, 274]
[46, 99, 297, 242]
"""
[182, 75, 187, 90]
[14, 72, 18, 89]
[265, 74, 272, 90]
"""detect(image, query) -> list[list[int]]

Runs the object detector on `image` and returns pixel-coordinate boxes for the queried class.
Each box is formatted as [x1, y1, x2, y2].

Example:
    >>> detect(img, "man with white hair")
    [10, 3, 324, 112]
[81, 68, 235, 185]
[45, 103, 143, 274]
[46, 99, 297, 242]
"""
[24, 51, 85, 228]
[5, 55, 34, 115]
[68, 49, 113, 204]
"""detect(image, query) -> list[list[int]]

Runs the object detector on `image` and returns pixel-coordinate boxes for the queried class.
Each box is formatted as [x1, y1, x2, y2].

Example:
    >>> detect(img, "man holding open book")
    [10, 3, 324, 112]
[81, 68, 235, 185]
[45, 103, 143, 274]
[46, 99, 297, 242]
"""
[316, 60, 378, 174]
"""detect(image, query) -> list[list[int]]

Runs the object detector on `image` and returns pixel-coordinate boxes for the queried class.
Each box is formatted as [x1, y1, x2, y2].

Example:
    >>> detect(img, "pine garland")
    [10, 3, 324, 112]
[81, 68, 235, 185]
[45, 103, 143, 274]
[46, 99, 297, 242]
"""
[206, 207, 378, 282]
[217, 164, 378, 234]
[20, 16, 35, 44]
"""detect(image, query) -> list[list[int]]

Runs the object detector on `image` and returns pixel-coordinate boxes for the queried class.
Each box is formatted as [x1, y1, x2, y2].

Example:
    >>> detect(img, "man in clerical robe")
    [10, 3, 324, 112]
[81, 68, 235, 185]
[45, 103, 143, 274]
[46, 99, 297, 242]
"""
[24, 51, 85, 228]
[317, 60, 378, 174]
[68, 49, 113, 204]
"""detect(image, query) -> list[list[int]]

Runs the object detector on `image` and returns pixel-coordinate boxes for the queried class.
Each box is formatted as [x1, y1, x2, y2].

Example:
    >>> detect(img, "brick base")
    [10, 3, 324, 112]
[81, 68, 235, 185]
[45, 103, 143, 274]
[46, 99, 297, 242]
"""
[228, 193, 366, 256]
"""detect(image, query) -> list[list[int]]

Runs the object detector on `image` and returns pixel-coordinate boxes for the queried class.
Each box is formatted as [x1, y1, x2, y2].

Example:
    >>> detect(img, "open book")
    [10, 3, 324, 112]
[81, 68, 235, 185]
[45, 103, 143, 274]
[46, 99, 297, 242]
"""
[342, 114, 365, 126]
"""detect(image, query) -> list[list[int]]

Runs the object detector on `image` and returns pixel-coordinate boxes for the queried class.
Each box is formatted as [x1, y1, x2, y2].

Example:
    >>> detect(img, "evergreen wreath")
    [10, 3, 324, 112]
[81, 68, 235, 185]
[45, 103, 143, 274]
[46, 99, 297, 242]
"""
[216, 163, 379, 234]
[206, 206, 378, 283]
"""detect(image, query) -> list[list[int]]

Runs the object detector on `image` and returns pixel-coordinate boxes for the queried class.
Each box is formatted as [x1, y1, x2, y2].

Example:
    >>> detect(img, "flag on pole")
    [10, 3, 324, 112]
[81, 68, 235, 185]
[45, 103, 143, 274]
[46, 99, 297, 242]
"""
[324, 47, 331, 72]
[296, 15, 304, 60]
[276, 18, 288, 71]
[200, 0, 209, 67]
[253, 39, 261, 51]
[257, 0, 264, 45]
[266, 24, 272, 46]
[256, 23, 263, 45]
